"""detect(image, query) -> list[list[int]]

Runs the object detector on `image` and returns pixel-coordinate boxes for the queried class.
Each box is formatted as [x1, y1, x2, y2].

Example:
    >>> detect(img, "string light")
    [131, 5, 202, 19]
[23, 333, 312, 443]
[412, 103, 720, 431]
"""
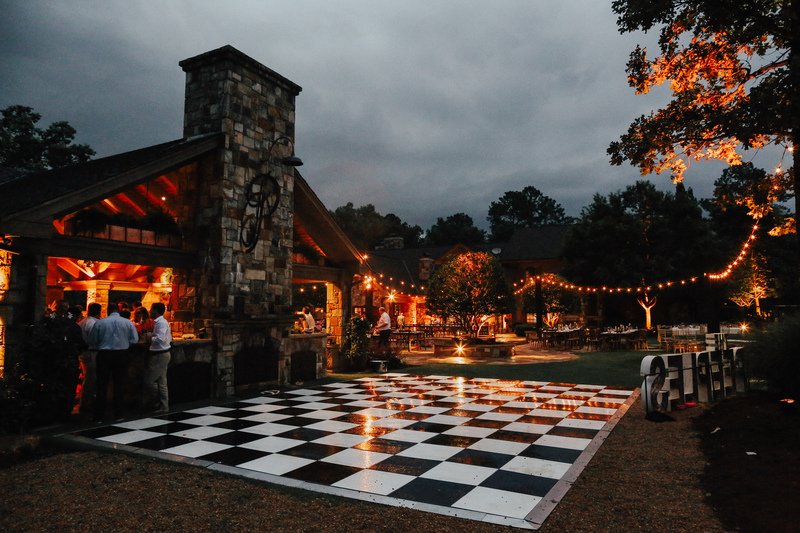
[511, 218, 759, 295]
[367, 215, 766, 299]
[707, 221, 759, 280]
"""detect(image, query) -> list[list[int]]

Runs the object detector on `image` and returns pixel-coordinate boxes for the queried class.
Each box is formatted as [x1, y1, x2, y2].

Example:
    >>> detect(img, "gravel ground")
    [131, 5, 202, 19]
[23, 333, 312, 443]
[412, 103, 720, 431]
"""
[1, 398, 740, 532]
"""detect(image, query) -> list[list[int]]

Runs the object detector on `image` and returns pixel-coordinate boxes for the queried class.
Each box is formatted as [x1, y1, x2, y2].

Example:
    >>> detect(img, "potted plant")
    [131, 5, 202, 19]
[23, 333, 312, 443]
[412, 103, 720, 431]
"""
[144, 209, 182, 247]
[69, 208, 111, 237]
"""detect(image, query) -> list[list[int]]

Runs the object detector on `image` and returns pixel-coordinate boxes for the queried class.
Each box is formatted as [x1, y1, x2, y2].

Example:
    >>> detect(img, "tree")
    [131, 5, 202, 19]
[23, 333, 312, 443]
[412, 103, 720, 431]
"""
[487, 186, 573, 241]
[608, 0, 799, 289]
[330, 203, 389, 251]
[424, 213, 486, 246]
[383, 213, 424, 248]
[329, 203, 423, 251]
[520, 273, 582, 328]
[0, 105, 95, 171]
[560, 180, 718, 325]
[562, 180, 717, 286]
[424, 252, 512, 337]
[703, 163, 798, 312]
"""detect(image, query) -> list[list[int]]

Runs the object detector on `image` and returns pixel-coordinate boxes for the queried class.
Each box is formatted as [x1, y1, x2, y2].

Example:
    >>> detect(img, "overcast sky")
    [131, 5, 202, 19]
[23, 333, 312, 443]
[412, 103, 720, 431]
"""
[0, 1, 778, 232]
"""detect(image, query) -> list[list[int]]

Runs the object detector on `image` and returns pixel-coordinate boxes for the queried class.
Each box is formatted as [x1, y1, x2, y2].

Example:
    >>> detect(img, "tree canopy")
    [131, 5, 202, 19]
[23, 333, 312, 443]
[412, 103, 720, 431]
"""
[424, 251, 512, 336]
[0, 105, 95, 171]
[383, 213, 424, 248]
[424, 213, 486, 246]
[520, 273, 582, 328]
[330, 203, 424, 251]
[608, 0, 797, 236]
[703, 163, 798, 308]
[330, 203, 389, 251]
[560, 180, 718, 287]
[487, 186, 573, 241]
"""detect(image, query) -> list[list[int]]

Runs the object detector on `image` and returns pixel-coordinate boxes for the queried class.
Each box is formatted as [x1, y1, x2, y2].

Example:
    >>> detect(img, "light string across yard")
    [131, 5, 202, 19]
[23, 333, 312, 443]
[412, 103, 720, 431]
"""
[512, 220, 761, 295]
[361, 217, 763, 298]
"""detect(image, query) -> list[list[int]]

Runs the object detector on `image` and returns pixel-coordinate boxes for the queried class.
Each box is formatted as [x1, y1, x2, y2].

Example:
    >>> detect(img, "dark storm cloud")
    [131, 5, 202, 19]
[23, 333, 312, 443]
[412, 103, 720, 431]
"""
[1, 1, 732, 231]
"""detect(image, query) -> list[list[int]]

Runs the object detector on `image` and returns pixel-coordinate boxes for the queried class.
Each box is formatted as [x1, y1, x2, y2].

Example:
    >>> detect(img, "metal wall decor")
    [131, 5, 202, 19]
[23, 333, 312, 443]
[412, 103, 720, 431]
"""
[238, 136, 301, 253]
[239, 172, 281, 252]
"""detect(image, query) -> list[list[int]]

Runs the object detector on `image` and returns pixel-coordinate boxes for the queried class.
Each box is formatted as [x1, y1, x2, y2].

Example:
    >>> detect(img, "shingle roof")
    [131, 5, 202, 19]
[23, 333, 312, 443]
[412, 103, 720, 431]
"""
[0, 167, 29, 186]
[0, 133, 220, 220]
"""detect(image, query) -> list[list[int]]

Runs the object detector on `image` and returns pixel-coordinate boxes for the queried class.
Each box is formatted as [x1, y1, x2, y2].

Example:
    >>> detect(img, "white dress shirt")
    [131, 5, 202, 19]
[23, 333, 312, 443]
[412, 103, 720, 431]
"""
[150, 315, 172, 352]
[90, 311, 139, 350]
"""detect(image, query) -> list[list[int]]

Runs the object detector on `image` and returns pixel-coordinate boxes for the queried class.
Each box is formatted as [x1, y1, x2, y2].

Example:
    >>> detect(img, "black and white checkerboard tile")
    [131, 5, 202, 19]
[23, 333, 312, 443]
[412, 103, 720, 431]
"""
[69, 374, 636, 529]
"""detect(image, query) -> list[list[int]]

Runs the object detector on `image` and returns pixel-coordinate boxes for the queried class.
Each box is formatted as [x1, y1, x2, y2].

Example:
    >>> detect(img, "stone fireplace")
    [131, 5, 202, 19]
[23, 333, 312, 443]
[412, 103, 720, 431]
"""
[176, 46, 311, 395]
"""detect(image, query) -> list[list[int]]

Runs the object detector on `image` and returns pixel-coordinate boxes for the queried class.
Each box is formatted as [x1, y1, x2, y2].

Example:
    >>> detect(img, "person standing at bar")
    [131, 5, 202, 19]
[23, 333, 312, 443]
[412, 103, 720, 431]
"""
[143, 302, 172, 413]
[90, 303, 139, 422]
[375, 306, 392, 357]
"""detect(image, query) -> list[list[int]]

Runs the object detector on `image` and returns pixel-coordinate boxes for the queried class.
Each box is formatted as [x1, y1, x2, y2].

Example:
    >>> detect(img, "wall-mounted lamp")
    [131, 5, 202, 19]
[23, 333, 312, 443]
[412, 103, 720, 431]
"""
[268, 136, 303, 167]
[239, 136, 303, 253]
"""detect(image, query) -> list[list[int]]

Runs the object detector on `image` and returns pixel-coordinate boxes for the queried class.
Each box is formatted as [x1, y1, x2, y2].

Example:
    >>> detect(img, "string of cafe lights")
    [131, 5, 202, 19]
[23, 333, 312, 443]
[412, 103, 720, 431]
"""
[357, 145, 793, 299]
[365, 273, 424, 300]
[512, 219, 762, 295]
[358, 206, 768, 298]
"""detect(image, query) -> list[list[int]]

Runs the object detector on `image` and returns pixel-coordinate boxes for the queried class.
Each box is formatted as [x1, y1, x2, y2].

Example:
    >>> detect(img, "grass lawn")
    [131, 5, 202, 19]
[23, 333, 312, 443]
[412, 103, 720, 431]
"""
[319, 349, 654, 389]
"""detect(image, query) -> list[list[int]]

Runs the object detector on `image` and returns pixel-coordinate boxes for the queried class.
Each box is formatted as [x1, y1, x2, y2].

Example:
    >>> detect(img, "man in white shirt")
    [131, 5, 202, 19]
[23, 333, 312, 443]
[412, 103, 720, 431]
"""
[77, 302, 101, 413]
[144, 302, 172, 413]
[89, 303, 139, 422]
[375, 306, 392, 356]
[303, 306, 315, 333]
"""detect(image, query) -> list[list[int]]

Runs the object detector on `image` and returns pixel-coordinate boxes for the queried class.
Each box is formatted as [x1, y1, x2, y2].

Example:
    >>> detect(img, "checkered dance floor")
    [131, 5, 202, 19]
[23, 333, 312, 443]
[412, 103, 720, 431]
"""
[68, 374, 636, 529]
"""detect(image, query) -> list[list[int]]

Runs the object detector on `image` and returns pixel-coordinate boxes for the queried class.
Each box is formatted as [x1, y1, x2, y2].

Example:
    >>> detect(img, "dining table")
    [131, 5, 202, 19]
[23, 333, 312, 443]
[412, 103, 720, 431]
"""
[601, 329, 638, 350]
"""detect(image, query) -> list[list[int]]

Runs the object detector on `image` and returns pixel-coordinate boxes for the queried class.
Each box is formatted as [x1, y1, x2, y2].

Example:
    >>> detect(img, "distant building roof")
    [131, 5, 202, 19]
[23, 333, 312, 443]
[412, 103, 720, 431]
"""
[365, 225, 572, 296]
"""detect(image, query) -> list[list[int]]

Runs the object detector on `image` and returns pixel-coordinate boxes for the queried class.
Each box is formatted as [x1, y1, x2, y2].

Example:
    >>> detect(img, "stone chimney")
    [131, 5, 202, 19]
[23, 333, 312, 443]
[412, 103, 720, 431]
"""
[419, 254, 434, 281]
[179, 45, 302, 318]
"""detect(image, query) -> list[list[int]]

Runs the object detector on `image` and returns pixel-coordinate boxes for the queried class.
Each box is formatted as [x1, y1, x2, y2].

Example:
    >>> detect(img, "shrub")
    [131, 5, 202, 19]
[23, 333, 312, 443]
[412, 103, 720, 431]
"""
[71, 207, 111, 233]
[341, 315, 371, 360]
[746, 315, 800, 398]
[0, 317, 82, 433]
[143, 209, 182, 235]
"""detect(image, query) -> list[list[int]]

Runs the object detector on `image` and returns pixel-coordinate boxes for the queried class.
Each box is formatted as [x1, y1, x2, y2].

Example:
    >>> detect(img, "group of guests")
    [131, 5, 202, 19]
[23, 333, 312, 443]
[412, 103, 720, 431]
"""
[51, 299, 172, 423]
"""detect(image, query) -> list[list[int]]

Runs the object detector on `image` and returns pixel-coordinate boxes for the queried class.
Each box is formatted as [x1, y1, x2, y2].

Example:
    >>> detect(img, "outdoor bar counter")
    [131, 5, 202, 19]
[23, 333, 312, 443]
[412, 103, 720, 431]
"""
[125, 338, 217, 407]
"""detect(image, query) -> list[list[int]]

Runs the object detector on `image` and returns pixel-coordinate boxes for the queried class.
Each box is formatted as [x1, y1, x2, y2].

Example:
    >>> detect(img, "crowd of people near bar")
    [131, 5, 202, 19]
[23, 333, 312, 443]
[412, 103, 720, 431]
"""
[47, 298, 172, 423]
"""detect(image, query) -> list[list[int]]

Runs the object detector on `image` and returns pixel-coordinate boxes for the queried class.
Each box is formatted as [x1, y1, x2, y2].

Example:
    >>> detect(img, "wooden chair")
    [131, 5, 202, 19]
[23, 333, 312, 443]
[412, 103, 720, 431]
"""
[657, 327, 676, 351]
[586, 328, 604, 351]
[628, 329, 649, 350]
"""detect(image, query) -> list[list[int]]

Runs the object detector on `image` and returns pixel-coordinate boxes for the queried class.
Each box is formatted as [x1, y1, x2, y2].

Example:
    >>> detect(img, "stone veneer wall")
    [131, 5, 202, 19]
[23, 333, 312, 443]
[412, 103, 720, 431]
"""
[177, 47, 304, 394]
[286, 333, 328, 381]
[326, 283, 343, 342]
